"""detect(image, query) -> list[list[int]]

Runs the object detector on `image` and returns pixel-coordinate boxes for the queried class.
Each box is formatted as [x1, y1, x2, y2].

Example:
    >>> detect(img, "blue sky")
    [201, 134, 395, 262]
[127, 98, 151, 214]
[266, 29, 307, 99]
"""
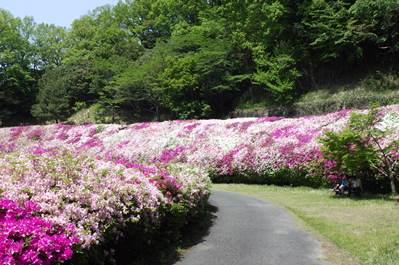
[0, 0, 120, 28]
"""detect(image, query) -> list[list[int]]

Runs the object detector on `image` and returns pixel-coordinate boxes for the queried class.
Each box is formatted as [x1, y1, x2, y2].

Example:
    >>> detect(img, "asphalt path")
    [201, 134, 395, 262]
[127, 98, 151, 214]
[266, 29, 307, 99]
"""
[175, 191, 331, 265]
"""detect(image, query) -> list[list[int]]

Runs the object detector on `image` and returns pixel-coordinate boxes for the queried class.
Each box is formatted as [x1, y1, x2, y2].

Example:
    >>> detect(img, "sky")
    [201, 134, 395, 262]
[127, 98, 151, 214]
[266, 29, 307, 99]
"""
[0, 0, 120, 28]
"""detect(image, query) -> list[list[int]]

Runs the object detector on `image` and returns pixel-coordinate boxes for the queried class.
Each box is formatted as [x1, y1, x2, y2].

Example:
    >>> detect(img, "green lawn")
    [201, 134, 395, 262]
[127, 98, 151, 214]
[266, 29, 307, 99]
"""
[213, 184, 399, 265]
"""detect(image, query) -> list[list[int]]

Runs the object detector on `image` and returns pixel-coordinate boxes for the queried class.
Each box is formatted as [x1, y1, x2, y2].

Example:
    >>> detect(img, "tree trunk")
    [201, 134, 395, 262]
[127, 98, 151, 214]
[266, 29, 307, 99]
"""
[156, 105, 160, 122]
[390, 176, 397, 194]
[111, 106, 115, 123]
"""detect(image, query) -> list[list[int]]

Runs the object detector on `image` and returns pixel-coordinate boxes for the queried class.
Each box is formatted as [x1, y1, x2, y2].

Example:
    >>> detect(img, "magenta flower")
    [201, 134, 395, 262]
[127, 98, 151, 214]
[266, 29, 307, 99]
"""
[0, 199, 79, 265]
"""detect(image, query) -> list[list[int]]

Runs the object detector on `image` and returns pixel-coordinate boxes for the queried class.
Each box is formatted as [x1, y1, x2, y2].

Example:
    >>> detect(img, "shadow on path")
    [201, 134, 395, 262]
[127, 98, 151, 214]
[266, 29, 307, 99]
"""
[125, 202, 218, 265]
[180, 203, 218, 251]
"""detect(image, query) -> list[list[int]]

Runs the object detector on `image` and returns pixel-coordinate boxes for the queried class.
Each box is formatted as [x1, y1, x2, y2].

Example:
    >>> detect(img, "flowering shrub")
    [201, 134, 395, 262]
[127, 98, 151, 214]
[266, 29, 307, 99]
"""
[0, 199, 78, 265]
[0, 149, 209, 263]
[2, 106, 399, 181]
[0, 152, 209, 248]
[0, 110, 352, 178]
[320, 106, 399, 193]
[0, 107, 366, 179]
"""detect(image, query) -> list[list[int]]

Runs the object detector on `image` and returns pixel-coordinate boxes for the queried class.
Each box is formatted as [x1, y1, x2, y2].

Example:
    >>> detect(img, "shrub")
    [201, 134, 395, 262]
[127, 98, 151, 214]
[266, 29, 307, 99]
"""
[0, 199, 79, 265]
[0, 150, 210, 263]
[211, 168, 328, 188]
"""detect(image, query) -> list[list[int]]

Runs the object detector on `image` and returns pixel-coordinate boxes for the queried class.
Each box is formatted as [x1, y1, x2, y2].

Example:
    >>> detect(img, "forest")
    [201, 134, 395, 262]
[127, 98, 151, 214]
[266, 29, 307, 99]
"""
[2, 0, 399, 126]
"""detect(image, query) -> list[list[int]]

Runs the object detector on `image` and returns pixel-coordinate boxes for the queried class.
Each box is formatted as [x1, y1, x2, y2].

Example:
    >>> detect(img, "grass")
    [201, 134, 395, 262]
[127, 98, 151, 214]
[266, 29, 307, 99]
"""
[213, 184, 399, 265]
[294, 86, 399, 116]
[233, 70, 399, 117]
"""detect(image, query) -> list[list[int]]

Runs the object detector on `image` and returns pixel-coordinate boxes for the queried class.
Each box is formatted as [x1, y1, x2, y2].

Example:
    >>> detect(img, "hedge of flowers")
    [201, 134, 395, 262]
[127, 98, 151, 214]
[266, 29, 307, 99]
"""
[0, 151, 209, 264]
[1, 105, 399, 264]
[2, 106, 399, 179]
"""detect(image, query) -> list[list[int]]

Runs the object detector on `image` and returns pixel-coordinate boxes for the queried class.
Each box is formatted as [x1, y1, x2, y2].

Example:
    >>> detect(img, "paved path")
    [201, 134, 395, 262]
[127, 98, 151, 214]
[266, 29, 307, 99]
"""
[175, 191, 330, 265]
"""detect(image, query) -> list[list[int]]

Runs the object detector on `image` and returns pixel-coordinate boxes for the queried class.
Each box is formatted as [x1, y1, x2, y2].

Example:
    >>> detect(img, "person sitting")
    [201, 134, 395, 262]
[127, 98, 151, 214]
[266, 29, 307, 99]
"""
[333, 176, 350, 195]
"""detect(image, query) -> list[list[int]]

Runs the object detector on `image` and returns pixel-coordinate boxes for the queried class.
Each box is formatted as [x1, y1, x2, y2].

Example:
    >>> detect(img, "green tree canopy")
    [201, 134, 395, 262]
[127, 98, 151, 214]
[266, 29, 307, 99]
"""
[3, 0, 399, 125]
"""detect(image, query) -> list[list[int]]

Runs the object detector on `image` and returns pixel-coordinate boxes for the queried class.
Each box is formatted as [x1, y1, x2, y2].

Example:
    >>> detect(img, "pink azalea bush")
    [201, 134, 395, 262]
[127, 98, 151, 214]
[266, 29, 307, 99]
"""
[0, 199, 78, 265]
[0, 106, 371, 178]
[0, 151, 209, 249]
[0, 148, 209, 263]
[2, 106, 399, 179]
[0, 109, 356, 177]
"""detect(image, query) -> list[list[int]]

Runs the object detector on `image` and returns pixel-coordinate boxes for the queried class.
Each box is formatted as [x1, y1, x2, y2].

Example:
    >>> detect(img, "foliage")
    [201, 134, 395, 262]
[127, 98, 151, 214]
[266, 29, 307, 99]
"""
[211, 168, 327, 188]
[31, 67, 72, 122]
[3, 1, 399, 123]
[0, 9, 68, 126]
[0, 10, 36, 126]
[156, 21, 246, 118]
[32, 23, 66, 68]
[320, 124, 378, 180]
[252, 47, 300, 102]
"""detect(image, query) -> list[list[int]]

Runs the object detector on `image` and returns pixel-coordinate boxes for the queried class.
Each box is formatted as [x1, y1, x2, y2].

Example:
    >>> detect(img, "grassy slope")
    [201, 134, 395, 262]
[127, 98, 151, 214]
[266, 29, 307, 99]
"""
[213, 184, 399, 265]
[234, 71, 399, 117]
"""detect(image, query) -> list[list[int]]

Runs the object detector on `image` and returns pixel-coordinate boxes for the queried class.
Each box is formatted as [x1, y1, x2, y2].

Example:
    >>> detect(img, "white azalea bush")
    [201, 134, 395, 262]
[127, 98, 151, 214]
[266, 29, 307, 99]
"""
[0, 150, 210, 264]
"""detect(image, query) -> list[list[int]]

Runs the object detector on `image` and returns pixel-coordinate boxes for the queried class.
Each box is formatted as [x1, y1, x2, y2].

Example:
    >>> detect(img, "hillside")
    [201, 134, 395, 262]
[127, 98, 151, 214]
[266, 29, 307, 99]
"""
[234, 70, 399, 118]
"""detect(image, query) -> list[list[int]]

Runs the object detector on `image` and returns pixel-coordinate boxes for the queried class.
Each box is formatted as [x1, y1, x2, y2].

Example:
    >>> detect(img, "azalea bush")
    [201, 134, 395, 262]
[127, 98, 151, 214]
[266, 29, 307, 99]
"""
[0, 199, 79, 265]
[2, 106, 399, 185]
[0, 151, 210, 264]
[320, 125, 378, 183]
[0, 109, 353, 183]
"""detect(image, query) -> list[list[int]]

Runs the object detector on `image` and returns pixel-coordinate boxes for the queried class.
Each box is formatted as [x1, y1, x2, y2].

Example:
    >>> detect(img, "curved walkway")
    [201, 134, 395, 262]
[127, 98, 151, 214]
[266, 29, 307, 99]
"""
[175, 191, 331, 265]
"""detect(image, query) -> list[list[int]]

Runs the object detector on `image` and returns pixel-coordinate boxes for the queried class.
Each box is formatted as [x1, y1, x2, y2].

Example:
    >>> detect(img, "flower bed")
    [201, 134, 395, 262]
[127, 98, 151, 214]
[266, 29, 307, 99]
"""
[2, 106, 399, 180]
[1, 110, 352, 175]
[0, 151, 209, 264]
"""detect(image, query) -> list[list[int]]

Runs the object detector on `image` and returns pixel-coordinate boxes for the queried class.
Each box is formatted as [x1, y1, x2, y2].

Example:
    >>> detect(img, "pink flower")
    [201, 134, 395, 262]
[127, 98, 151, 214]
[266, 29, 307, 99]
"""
[0, 199, 79, 265]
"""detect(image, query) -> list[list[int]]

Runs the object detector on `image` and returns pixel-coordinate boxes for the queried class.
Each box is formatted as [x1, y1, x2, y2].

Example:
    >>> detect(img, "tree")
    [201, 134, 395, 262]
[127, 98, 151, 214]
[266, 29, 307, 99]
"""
[66, 5, 143, 62]
[0, 9, 37, 125]
[32, 60, 99, 123]
[352, 109, 399, 194]
[320, 107, 399, 194]
[32, 67, 71, 122]
[349, 0, 399, 53]
[252, 45, 300, 102]
[107, 49, 167, 121]
[3, 0, 399, 125]
[152, 20, 247, 118]
[114, 0, 207, 48]
[32, 23, 67, 68]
